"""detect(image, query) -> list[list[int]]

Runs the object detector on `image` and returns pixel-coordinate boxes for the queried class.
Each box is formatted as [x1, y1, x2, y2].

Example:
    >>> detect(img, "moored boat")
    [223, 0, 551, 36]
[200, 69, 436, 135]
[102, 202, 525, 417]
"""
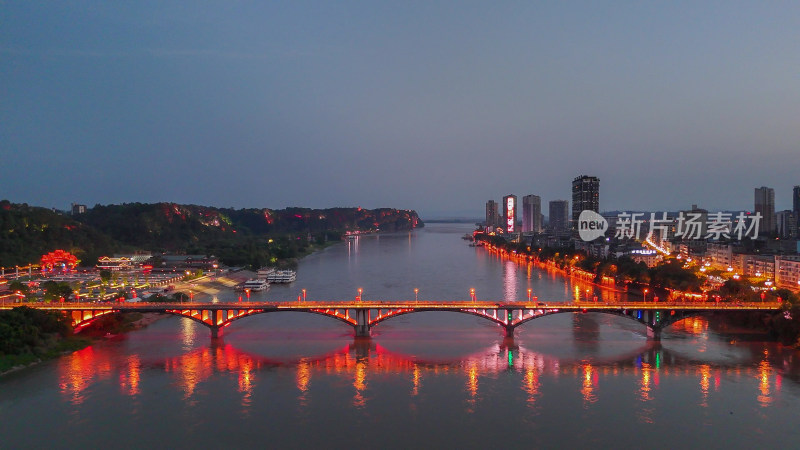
[266, 270, 296, 283]
[239, 278, 269, 291]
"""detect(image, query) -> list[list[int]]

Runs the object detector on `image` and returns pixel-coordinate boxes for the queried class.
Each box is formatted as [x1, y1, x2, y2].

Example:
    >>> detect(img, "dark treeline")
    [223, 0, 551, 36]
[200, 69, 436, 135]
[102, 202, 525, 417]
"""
[0, 201, 422, 269]
[0, 201, 121, 267]
[0, 307, 72, 363]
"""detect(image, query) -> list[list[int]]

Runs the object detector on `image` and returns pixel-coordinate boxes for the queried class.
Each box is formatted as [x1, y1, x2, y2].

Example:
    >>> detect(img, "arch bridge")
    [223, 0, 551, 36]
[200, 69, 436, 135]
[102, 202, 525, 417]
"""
[2, 300, 782, 341]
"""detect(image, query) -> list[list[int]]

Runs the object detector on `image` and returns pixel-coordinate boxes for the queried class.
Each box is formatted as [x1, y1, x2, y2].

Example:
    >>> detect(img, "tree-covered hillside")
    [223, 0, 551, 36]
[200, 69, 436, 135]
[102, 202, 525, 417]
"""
[0, 201, 422, 269]
[0, 201, 119, 267]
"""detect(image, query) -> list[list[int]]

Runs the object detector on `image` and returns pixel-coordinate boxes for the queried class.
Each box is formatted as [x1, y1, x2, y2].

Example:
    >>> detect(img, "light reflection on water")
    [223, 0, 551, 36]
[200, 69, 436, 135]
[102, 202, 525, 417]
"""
[50, 336, 793, 415]
[3, 223, 800, 448]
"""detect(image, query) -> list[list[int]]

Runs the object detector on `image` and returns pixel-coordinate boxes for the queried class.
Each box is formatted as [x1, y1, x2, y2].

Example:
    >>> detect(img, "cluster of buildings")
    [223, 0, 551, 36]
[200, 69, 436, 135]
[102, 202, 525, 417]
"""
[483, 178, 800, 292]
[485, 175, 597, 236]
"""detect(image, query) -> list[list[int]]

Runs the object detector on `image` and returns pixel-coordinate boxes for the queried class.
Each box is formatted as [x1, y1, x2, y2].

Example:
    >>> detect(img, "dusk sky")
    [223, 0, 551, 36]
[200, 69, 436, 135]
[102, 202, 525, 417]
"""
[2, 2, 798, 218]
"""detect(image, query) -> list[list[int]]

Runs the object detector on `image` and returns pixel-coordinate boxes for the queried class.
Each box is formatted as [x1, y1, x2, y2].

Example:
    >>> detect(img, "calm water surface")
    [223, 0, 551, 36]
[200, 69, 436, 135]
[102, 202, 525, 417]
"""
[2, 223, 799, 449]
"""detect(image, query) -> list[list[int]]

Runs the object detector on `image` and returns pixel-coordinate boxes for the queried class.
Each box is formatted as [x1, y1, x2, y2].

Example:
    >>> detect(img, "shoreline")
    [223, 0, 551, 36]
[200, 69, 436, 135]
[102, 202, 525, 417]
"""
[481, 242, 631, 298]
[1, 229, 409, 378]
[0, 311, 168, 378]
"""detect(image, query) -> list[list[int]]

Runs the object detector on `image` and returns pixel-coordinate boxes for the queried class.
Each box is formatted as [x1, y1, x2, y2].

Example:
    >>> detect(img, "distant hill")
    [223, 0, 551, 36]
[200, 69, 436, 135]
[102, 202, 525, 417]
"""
[0, 200, 120, 267]
[0, 200, 422, 269]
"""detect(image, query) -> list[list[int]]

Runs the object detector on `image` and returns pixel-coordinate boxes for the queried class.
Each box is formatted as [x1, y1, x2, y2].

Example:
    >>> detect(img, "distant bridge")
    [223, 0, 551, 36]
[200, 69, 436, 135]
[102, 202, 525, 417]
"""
[1, 300, 782, 340]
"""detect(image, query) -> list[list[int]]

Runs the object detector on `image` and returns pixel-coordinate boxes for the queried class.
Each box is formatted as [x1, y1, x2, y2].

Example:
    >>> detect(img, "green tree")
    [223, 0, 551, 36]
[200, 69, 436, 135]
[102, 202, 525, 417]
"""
[40, 281, 73, 302]
[7, 280, 28, 296]
[99, 270, 111, 284]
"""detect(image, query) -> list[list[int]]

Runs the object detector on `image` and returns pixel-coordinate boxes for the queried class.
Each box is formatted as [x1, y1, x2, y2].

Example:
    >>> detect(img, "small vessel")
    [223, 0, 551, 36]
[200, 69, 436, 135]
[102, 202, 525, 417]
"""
[240, 279, 269, 291]
[265, 270, 296, 284]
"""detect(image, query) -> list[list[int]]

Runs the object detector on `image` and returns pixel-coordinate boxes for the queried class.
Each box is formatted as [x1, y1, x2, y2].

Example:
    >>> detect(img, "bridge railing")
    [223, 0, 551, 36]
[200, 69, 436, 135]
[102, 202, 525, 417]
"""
[1, 300, 783, 310]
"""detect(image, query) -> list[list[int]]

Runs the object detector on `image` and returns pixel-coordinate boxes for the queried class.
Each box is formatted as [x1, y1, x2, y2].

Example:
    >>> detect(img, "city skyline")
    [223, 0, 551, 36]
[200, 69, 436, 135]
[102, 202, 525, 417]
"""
[2, 2, 799, 218]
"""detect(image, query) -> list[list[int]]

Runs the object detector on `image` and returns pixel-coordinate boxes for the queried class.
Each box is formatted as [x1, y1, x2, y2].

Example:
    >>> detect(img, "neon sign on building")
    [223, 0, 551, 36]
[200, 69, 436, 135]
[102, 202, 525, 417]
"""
[506, 197, 515, 233]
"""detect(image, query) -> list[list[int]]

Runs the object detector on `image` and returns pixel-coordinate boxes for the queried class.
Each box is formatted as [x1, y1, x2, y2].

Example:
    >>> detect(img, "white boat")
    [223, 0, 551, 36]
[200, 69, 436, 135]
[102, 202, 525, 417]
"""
[265, 270, 296, 283]
[257, 267, 276, 279]
[241, 278, 269, 291]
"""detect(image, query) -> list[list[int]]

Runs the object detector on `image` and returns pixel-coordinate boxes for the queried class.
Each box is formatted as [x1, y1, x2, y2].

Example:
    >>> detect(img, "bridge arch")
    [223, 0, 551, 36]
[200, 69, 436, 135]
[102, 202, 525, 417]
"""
[208, 307, 360, 332]
[71, 310, 117, 333]
[509, 308, 716, 338]
[368, 307, 507, 329]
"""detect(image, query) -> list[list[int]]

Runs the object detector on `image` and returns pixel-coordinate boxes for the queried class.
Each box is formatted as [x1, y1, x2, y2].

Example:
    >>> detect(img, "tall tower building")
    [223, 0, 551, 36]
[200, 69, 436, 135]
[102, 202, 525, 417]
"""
[794, 185, 800, 236]
[549, 200, 569, 232]
[754, 186, 775, 235]
[776, 210, 797, 239]
[522, 195, 542, 233]
[502, 194, 517, 233]
[485, 200, 499, 229]
[572, 175, 600, 229]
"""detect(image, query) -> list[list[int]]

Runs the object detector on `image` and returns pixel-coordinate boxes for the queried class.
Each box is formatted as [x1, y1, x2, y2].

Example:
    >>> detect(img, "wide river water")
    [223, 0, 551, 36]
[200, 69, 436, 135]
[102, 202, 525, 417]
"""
[1, 223, 799, 448]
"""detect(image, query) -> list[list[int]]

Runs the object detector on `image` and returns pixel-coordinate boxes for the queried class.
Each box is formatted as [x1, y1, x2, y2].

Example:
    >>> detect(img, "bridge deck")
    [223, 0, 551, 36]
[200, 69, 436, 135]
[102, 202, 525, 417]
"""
[0, 301, 783, 312]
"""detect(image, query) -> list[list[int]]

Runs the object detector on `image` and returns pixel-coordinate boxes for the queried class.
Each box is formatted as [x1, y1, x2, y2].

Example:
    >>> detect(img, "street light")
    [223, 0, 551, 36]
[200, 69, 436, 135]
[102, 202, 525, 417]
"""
[527, 288, 532, 302]
[302, 289, 306, 303]
[470, 288, 476, 303]
[357, 288, 363, 302]
[643, 289, 648, 302]
[414, 288, 419, 304]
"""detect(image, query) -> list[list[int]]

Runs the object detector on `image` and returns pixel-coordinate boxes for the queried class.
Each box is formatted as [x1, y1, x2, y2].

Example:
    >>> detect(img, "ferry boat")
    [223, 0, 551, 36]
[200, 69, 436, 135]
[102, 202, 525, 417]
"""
[265, 270, 296, 284]
[257, 267, 276, 279]
[240, 278, 269, 291]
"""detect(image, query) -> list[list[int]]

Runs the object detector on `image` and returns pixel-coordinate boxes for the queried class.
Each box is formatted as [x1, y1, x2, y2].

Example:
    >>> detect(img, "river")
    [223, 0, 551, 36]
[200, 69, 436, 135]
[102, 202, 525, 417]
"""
[1, 223, 799, 448]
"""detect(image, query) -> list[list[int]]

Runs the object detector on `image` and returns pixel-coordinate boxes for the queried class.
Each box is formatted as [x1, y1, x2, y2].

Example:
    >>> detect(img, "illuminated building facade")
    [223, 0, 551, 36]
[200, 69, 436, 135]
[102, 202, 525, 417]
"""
[572, 175, 599, 230]
[96, 256, 133, 271]
[776, 256, 800, 292]
[503, 194, 517, 234]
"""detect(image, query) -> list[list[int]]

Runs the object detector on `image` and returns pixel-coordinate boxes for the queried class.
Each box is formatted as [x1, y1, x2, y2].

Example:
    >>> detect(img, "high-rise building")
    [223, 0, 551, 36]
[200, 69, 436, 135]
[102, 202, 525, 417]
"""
[485, 200, 499, 229]
[754, 186, 776, 235]
[776, 210, 797, 239]
[571, 175, 599, 229]
[793, 185, 800, 215]
[502, 194, 517, 234]
[794, 185, 800, 236]
[522, 195, 542, 233]
[549, 200, 569, 232]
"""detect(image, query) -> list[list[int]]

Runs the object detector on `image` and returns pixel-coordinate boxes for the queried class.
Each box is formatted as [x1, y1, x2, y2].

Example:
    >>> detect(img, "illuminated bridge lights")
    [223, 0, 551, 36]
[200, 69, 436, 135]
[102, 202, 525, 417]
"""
[3, 301, 781, 341]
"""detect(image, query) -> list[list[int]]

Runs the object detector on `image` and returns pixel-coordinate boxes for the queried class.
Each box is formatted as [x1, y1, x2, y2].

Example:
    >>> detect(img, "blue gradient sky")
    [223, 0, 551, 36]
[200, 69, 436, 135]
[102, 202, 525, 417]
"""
[2, 1, 798, 218]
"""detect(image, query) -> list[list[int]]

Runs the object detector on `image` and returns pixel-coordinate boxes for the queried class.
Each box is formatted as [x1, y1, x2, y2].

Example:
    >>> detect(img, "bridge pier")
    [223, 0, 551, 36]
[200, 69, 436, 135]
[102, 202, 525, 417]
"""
[209, 310, 224, 339]
[503, 309, 515, 338]
[647, 327, 661, 341]
[354, 308, 371, 338]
